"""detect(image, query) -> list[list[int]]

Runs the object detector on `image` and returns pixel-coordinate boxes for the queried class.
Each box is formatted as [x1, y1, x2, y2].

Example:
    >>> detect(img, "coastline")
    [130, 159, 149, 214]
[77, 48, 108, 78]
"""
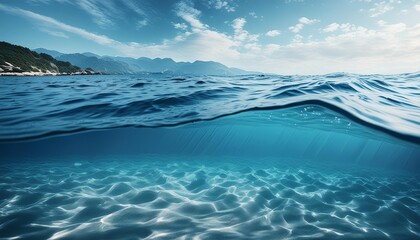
[0, 71, 102, 76]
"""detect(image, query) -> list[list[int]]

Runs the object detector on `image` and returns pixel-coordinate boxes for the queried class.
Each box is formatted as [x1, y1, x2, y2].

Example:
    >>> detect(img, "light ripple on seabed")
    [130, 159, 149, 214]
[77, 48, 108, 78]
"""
[0, 159, 419, 240]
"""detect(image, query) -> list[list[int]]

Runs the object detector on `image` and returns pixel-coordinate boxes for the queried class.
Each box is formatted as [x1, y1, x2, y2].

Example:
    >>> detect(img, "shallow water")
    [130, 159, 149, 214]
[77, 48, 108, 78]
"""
[0, 73, 419, 239]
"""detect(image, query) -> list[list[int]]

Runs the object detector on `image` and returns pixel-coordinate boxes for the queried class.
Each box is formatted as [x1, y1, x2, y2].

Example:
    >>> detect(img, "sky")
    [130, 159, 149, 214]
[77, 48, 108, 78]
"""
[0, 0, 419, 74]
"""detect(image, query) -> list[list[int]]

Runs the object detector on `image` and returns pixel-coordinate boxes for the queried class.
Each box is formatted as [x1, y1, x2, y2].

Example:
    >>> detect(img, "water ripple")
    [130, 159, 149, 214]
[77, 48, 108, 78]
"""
[0, 73, 419, 141]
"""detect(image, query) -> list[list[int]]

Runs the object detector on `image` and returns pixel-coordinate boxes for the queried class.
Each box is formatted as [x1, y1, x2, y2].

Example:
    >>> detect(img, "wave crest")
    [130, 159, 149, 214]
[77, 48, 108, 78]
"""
[0, 73, 419, 141]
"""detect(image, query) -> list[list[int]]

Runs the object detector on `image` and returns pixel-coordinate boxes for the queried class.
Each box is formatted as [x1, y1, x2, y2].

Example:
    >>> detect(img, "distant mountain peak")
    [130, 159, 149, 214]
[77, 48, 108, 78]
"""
[82, 52, 100, 58]
[33, 48, 63, 58]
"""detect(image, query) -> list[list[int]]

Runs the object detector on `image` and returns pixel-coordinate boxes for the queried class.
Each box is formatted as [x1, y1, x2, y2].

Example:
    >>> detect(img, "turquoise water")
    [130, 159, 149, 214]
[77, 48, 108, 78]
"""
[0, 74, 419, 239]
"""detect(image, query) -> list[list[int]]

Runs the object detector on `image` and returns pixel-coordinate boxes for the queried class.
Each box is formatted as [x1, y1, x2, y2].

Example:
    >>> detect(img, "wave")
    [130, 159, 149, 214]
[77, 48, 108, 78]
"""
[0, 73, 419, 142]
[1, 100, 418, 144]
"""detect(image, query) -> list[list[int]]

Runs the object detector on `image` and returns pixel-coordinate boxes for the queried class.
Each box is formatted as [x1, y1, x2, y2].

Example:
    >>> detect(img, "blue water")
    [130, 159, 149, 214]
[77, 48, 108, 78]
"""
[0, 73, 419, 239]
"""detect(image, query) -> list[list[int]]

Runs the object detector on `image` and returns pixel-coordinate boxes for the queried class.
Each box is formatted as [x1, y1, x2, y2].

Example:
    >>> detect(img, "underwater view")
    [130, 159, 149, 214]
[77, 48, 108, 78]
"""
[1, 0, 420, 239]
[0, 73, 419, 239]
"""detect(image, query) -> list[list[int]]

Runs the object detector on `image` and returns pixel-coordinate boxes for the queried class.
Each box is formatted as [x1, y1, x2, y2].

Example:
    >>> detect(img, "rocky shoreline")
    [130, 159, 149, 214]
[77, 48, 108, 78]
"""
[0, 71, 102, 76]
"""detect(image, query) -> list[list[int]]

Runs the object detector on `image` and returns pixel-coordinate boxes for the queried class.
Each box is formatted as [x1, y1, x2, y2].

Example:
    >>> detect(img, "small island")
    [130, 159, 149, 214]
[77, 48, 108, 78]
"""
[0, 41, 101, 76]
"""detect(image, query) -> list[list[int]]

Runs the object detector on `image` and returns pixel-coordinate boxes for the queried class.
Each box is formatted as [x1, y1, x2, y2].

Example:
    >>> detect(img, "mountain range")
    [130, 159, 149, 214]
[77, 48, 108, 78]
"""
[34, 48, 254, 75]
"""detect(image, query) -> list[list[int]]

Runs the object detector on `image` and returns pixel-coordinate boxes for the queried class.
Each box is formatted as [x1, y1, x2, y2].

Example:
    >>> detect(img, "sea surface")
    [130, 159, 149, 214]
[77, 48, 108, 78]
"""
[0, 73, 419, 239]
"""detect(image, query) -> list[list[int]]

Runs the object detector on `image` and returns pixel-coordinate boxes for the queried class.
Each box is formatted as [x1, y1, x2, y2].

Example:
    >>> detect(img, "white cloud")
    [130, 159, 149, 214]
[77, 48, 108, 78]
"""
[339, 23, 358, 32]
[264, 44, 281, 54]
[292, 34, 303, 43]
[28, 0, 148, 29]
[289, 23, 304, 33]
[77, 0, 114, 27]
[415, 4, 420, 11]
[299, 17, 317, 25]
[289, 17, 319, 33]
[173, 22, 188, 30]
[323, 23, 340, 32]
[208, 0, 235, 12]
[121, 0, 146, 17]
[249, 12, 258, 18]
[253, 21, 420, 74]
[323, 23, 366, 33]
[27, 0, 71, 4]
[232, 18, 259, 43]
[40, 28, 69, 38]
[368, 0, 400, 17]
[0, 3, 122, 47]
[232, 17, 246, 31]
[136, 19, 148, 29]
[284, 0, 305, 3]
[377, 20, 406, 33]
[265, 30, 281, 37]
[140, 1, 240, 62]
[176, 1, 207, 30]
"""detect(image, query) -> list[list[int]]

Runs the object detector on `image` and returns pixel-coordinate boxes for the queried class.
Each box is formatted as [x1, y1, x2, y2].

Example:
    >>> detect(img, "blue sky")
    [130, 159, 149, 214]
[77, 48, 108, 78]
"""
[0, 0, 419, 74]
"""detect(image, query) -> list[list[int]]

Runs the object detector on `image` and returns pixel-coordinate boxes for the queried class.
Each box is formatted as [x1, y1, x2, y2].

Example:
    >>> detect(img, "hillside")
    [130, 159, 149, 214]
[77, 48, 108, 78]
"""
[0, 42, 91, 75]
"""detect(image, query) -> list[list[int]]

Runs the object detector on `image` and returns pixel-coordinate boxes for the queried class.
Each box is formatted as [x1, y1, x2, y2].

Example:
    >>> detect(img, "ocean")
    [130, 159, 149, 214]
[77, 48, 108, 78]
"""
[0, 73, 419, 239]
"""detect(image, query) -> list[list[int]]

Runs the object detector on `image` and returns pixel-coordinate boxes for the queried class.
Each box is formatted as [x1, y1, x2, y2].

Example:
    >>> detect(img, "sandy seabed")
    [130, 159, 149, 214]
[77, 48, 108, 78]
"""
[0, 157, 419, 240]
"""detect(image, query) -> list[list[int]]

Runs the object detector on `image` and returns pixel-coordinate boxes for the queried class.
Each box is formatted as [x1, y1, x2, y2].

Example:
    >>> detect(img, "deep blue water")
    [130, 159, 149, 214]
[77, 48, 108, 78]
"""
[0, 73, 419, 239]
